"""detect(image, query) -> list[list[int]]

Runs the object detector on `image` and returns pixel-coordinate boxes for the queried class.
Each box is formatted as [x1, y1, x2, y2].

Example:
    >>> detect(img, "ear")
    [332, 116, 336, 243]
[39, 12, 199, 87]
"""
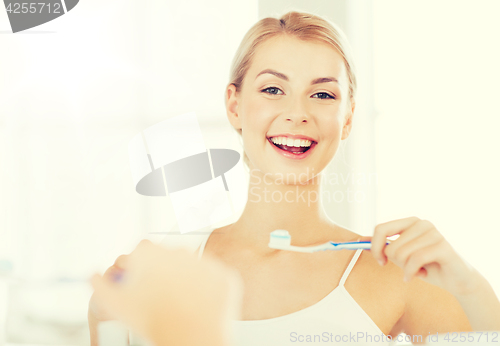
[225, 84, 242, 133]
[341, 99, 355, 140]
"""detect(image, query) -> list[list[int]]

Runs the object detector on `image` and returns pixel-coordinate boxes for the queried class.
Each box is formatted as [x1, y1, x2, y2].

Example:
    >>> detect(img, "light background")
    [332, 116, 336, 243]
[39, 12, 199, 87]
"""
[0, 0, 499, 344]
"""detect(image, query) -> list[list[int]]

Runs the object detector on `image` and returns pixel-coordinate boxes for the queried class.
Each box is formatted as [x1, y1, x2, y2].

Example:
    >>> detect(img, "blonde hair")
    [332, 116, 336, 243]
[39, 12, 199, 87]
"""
[226, 10, 357, 171]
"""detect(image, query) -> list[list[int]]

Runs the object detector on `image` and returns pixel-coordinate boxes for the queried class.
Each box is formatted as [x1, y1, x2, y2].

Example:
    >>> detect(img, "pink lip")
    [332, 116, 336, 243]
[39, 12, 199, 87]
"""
[267, 137, 317, 160]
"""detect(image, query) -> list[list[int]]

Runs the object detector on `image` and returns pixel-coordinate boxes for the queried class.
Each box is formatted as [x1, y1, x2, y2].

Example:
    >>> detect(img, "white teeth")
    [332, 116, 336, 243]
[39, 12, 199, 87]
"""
[270, 136, 312, 147]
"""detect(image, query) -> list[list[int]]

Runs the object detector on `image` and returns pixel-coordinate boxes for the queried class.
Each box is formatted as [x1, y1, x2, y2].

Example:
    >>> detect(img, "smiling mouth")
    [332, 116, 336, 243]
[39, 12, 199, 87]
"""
[267, 137, 315, 154]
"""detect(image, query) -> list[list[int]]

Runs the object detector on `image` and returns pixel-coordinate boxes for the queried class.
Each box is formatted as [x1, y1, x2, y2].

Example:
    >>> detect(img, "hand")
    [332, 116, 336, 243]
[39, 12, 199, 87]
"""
[368, 216, 480, 297]
[88, 254, 128, 322]
[89, 240, 243, 345]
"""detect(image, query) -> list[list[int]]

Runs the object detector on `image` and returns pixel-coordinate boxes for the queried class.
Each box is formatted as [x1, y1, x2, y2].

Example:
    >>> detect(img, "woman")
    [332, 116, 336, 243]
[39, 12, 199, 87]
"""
[89, 10, 500, 345]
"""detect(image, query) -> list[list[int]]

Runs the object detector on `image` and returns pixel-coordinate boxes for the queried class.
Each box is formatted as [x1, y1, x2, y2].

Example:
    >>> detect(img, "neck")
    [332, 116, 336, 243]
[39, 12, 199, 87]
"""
[227, 168, 339, 252]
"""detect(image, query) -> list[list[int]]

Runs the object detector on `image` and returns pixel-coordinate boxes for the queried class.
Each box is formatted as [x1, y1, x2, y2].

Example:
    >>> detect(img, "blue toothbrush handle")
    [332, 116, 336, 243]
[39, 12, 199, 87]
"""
[330, 241, 391, 250]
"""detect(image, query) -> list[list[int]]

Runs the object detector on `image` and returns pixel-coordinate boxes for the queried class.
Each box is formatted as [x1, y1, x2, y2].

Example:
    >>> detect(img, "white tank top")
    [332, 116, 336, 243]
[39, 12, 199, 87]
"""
[197, 228, 393, 346]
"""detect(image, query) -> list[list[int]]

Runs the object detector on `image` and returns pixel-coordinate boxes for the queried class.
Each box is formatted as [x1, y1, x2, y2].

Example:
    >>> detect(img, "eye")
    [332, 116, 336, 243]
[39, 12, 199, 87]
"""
[312, 92, 335, 100]
[261, 87, 284, 95]
[261, 87, 335, 99]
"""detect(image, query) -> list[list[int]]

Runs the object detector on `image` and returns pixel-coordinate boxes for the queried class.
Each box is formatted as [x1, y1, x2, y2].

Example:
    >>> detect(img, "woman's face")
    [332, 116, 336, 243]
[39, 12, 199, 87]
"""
[226, 34, 354, 184]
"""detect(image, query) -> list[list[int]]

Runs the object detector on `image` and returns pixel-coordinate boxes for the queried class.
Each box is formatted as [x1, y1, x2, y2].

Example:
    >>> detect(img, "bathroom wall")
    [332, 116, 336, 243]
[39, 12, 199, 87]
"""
[0, 0, 258, 343]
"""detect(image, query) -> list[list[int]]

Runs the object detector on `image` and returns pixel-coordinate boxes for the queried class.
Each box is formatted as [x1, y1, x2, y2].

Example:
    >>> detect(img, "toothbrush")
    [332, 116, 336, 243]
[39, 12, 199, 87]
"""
[268, 230, 390, 253]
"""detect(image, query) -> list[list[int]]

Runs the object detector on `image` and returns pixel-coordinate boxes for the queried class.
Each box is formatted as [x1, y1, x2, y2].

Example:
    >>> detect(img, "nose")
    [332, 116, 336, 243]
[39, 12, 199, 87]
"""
[285, 97, 309, 124]
[286, 115, 308, 123]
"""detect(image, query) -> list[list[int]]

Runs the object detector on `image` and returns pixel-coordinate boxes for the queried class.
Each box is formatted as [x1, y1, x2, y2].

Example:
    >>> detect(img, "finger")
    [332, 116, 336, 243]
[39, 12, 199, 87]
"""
[90, 274, 126, 319]
[114, 255, 129, 269]
[103, 265, 116, 277]
[126, 241, 192, 277]
[103, 266, 125, 284]
[357, 236, 395, 243]
[371, 216, 421, 266]
[136, 239, 153, 250]
[103, 264, 123, 281]
[114, 240, 154, 271]
[359, 236, 395, 247]
[127, 239, 156, 263]
[383, 220, 439, 266]
[385, 224, 441, 268]
[404, 243, 443, 282]
[387, 219, 434, 250]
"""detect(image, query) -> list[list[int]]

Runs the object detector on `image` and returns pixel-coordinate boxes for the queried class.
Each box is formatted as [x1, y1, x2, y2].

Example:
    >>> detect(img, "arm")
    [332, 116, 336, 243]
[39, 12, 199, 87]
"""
[88, 257, 129, 346]
[370, 216, 500, 337]
[397, 275, 472, 344]
[90, 241, 243, 346]
[452, 269, 500, 331]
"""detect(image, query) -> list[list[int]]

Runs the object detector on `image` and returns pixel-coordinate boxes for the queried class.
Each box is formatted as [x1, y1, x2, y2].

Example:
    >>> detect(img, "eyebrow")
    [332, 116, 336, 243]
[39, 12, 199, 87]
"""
[255, 69, 340, 85]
